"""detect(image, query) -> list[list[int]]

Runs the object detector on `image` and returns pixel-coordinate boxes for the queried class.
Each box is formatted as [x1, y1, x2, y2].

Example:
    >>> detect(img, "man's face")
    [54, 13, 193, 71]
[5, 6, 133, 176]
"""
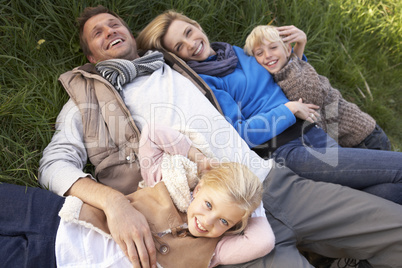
[83, 13, 139, 63]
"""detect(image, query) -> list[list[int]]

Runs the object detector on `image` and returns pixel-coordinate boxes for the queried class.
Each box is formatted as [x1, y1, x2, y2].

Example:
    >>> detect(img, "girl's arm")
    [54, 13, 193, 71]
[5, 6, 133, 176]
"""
[277, 25, 307, 60]
[188, 146, 219, 176]
[139, 124, 193, 186]
[209, 215, 275, 267]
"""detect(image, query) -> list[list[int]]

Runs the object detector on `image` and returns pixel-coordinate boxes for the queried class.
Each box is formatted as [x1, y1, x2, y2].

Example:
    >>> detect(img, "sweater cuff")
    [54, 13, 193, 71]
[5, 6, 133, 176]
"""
[58, 196, 112, 239]
[58, 196, 83, 222]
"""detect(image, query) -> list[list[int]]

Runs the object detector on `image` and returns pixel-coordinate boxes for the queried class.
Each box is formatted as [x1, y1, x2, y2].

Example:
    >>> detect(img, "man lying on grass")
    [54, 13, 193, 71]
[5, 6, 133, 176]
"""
[32, 5, 402, 268]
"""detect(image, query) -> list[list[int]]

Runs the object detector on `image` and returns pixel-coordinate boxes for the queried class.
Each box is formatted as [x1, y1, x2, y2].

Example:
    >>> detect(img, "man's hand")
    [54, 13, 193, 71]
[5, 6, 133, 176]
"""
[67, 177, 157, 268]
[104, 194, 157, 268]
[277, 25, 307, 59]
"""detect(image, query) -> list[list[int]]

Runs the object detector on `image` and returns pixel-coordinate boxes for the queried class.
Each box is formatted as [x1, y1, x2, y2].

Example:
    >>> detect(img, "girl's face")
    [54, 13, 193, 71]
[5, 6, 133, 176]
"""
[187, 183, 245, 238]
[162, 19, 215, 62]
[253, 39, 291, 74]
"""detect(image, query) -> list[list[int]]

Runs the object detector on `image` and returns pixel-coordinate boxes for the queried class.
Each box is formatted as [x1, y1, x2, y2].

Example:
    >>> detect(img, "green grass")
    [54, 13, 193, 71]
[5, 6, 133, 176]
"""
[1, 0, 401, 187]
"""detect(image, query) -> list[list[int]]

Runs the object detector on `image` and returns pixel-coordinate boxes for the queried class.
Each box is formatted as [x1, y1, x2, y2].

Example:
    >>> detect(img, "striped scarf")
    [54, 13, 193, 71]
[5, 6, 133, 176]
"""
[96, 51, 165, 91]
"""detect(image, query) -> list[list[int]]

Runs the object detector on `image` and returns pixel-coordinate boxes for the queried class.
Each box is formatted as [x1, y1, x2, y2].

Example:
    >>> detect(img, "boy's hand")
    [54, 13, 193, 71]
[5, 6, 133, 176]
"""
[277, 25, 307, 45]
[277, 25, 307, 59]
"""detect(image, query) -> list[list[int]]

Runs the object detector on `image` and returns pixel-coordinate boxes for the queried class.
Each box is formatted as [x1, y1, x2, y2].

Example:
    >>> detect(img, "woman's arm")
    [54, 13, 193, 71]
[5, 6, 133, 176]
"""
[285, 99, 320, 123]
[199, 47, 315, 148]
[204, 86, 297, 147]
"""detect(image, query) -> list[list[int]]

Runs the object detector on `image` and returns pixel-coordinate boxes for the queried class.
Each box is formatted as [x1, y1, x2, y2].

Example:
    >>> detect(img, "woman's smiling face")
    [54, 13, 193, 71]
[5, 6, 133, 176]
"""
[162, 19, 215, 62]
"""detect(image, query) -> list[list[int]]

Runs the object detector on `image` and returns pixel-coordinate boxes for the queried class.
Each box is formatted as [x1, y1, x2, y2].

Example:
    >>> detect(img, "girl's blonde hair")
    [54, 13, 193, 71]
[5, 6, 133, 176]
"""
[200, 162, 262, 235]
[137, 10, 201, 52]
[244, 25, 288, 56]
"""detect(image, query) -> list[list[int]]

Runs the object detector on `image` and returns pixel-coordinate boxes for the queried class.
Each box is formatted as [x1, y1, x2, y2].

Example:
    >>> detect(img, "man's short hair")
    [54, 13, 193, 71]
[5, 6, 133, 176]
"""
[77, 5, 131, 57]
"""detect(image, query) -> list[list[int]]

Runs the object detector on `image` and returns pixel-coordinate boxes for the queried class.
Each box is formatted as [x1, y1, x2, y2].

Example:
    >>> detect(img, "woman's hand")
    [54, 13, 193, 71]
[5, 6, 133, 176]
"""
[277, 25, 307, 59]
[285, 98, 319, 123]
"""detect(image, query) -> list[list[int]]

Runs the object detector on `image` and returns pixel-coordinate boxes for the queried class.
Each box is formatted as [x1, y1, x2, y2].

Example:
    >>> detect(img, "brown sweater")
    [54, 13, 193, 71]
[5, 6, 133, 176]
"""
[274, 54, 376, 147]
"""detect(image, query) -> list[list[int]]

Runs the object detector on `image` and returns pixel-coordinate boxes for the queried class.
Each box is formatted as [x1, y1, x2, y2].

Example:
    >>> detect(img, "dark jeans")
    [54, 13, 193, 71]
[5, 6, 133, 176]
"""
[353, 124, 392, 151]
[272, 126, 402, 204]
[0, 183, 64, 268]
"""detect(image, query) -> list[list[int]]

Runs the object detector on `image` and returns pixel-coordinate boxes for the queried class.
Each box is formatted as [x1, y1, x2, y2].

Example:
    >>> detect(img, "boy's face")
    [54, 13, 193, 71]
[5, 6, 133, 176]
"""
[187, 182, 245, 238]
[253, 38, 291, 74]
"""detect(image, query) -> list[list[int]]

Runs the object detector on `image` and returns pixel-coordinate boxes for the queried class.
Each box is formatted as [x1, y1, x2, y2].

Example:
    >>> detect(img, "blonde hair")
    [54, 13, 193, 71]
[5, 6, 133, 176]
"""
[244, 25, 288, 56]
[137, 10, 201, 52]
[199, 162, 262, 235]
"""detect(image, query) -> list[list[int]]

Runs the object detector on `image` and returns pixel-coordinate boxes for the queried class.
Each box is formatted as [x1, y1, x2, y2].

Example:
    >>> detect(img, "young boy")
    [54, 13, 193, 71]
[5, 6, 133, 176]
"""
[244, 25, 391, 150]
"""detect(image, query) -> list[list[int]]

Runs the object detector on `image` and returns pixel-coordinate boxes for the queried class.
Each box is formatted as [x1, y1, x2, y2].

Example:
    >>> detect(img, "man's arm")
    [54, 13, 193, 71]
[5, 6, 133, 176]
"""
[39, 99, 156, 268]
[68, 177, 156, 268]
[39, 99, 93, 196]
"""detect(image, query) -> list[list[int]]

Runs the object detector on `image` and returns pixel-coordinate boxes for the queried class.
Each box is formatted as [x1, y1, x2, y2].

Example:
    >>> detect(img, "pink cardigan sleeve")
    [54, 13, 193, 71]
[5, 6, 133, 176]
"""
[209, 216, 275, 267]
[139, 125, 192, 187]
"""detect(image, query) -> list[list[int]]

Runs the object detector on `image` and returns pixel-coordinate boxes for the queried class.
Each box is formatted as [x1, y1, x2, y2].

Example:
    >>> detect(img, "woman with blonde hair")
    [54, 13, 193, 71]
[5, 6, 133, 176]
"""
[137, 10, 202, 52]
[136, 10, 402, 206]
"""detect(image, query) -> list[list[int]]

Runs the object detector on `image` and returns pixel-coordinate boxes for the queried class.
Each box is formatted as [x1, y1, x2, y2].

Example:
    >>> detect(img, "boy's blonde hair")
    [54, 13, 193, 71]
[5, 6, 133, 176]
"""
[244, 25, 288, 56]
[200, 162, 262, 235]
[137, 10, 201, 52]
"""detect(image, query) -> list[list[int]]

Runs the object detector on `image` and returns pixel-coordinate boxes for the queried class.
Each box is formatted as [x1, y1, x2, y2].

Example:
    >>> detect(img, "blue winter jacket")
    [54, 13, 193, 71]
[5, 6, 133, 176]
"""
[199, 46, 296, 148]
